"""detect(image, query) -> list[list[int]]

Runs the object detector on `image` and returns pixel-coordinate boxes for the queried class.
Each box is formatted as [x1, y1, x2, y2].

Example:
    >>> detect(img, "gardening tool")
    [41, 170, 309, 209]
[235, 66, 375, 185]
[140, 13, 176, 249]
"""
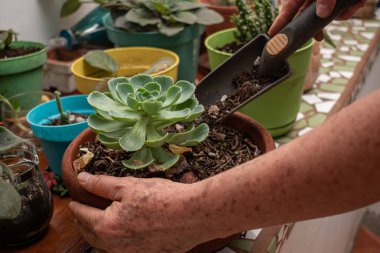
[195, 0, 358, 121]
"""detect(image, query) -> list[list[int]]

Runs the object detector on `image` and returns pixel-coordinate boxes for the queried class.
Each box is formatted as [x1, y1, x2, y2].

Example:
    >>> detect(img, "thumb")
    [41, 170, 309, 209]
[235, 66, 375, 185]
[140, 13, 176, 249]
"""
[78, 172, 126, 201]
[316, 0, 336, 18]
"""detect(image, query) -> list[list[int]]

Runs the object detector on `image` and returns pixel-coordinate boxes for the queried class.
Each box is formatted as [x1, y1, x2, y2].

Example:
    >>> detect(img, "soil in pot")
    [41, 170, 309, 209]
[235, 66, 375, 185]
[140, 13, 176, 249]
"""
[216, 41, 245, 54]
[0, 163, 53, 246]
[45, 113, 88, 126]
[0, 47, 41, 59]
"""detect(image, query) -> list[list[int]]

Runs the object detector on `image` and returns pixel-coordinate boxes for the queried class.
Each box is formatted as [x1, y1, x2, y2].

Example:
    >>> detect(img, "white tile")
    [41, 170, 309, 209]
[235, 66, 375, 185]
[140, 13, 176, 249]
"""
[350, 19, 363, 26]
[339, 55, 361, 62]
[340, 46, 350, 52]
[323, 54, 333, 59]
[361, 32, 375, 40]
[298, 127, 313, 136]
[337, 27, 349, 32]
[330, 71, 341, 78]
[329, 34, 342, 41]
[302, 94, 323, 104]
[321, 48, 335, 55]
[317, 74, 332, 83]
[339, 71, 354, 79]
[322, 62, 334, 68]
[317, 92, 341, 100]
[316, 101, 336, 113]
[357, 44, 369, 52]
[352, 26, 366, 31]
[343, 40, 357, 45]
[244, 229, 263, 240]
[364, 22, 380, 28]
[296, 112, 305, 121]
[216, 247, 236, 253]
[275, 142, 280, 148]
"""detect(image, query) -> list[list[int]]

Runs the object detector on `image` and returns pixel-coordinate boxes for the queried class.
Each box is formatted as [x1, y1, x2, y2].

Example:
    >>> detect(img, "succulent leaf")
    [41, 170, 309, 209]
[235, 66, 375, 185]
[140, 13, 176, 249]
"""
[98, 134, 122, 150]
[162, 85, 181, 107]
[119, 117, 149, 152]
[173, 80, 196, 105]
[151, 147, 179, 170]
[116, 83, 135, 105]
[142, 100, 163, 114]
[88, 91, 125, 111]
[130, 75, 154, 91]
[153, 76, 173, 91]
[167, 123, 209, 146]
[122, 147, 154, 169]
[88, 114, 131, 132]
[127, 94, 141, 110]
[145, 126, 169, 147]
[108, 77, 129, 103]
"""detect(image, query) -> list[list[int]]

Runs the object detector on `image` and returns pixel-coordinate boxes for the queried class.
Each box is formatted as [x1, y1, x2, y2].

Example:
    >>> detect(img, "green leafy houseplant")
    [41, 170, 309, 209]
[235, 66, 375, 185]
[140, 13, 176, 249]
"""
[87, 74, 209, 170]
[0, 30, 17, 50]
[0, 162, 21, 220]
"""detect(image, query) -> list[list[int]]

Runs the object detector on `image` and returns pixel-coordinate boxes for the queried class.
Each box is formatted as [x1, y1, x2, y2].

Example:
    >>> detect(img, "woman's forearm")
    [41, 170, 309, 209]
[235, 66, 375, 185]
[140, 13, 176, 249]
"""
[190, 89, 380, 239]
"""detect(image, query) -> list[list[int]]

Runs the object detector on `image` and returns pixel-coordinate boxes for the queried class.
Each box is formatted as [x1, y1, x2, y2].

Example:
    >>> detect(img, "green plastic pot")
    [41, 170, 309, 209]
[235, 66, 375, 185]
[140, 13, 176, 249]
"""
[103, 13, 204, 83]
[0, 41, 46, 99]
[205, 28, 314, 137]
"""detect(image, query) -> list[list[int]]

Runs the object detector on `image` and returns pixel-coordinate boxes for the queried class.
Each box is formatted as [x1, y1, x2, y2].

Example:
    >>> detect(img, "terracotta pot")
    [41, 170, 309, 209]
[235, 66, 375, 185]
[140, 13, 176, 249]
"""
[62, 112, 275, 252]
[200, 0, 237, 37]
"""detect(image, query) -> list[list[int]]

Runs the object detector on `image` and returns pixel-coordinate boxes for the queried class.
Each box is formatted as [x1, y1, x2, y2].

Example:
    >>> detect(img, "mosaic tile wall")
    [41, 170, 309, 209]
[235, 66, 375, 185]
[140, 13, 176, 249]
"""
[217, 14, 380, 253]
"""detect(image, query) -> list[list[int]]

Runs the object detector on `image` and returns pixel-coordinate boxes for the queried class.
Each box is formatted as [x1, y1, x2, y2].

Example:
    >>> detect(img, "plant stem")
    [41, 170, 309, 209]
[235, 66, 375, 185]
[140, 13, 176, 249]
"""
[0, 95, 29, 132]
[54, 91, 70, 124]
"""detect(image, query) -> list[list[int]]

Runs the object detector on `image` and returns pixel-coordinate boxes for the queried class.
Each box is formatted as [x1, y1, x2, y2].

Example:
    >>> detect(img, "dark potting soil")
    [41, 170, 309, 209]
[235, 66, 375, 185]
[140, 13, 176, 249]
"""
[46, 113, 88, 126]
[0, 47, 41, 60]
[77, 120, 261, 184]
[217, 41, 245, 54]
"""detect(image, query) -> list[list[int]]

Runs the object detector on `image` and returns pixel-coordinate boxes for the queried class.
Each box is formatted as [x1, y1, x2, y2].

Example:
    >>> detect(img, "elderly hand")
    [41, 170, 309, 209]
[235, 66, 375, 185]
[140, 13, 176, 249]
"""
[68, 172, 214, 253]
[269, 0, 367, 39]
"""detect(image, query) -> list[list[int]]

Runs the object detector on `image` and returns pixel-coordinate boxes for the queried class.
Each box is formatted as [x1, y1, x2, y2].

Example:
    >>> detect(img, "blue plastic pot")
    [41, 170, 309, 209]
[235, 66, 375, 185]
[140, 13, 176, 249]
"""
[26, 95, 94, 176]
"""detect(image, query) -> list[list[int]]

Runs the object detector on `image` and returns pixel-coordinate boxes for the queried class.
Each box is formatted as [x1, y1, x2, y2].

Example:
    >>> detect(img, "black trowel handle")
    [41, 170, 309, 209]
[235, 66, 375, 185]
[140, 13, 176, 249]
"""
[259, 0, 359, 76]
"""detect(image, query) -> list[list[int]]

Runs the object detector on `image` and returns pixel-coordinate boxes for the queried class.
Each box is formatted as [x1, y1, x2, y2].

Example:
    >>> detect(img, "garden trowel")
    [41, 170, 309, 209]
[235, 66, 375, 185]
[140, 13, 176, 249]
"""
[195, 0, 359, 121]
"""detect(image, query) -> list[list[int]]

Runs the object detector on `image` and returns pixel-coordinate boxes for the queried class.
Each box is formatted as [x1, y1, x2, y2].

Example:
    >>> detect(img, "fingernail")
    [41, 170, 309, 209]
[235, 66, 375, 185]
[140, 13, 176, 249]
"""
[78, 172, 91, 183]
[317, 3, 330, 18]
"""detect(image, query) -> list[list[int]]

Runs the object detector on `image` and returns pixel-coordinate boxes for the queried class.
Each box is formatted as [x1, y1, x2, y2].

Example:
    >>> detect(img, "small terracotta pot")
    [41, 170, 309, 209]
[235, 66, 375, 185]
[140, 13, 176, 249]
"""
[62, 112, 275, 252]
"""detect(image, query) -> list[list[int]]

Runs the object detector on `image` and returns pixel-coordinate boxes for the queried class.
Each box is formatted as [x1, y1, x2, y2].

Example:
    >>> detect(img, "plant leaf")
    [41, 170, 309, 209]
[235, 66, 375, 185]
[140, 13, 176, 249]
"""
[119, 117, 149, 152]
[98, 134, 122, 150]
[144, 82, 161, 93]
[0, 31, 9, 44]
[185, 104, 204, 121]
[167, 123, 209, 146]
[60, 0, 81, 18]
[162, 85, 181, 107]
[143, 57, 175, 75]
[0, 162, 21, 219]
[84, 50, 120, 73]
[155, 108, 190, 121]
[122, 147, 154, 170]
[173, 11, 197, 25]
[88, 91, 125, 111]
[153, 76, 173, 91]
[126, 94, 141, 110]
[145, 126, 169, 147]
[151, 147, 179, 170]
[125, 8, 161, 26]
[173, 80, 196, 105]
[159, 23, 184, 37]
[142, 100, 162, 114]
[116, 83, 134, 105]
[194, 8, 223, 25]
[88, 114, 131, 132]
[176, 1, 208, 11]
[0, 127, 25, 152]
[168, 144, 192, 155]
[129, 75, 153, 92]
[108, 77, 129, 103]
[108, 110, 144, 123]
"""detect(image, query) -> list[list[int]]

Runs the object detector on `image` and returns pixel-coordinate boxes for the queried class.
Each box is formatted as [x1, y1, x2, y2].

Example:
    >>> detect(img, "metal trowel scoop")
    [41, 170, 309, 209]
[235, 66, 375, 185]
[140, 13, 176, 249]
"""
[195, 0, 359, 122]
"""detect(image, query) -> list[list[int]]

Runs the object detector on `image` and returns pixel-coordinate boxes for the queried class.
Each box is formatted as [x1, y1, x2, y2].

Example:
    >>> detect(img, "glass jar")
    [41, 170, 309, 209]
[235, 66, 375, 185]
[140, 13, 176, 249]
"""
[0, 127, 53, 246]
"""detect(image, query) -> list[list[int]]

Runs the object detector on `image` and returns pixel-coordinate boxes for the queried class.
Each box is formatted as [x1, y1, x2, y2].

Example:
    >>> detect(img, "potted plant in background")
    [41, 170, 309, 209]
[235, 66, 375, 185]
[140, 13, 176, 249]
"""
[71, 47, 179, 94]
[205, 0, 314, 137]
[26, 91, 95, 176]
[61, 73, 275, 252]
[0, 30, 46, 100]
[0, 127, 53, 246]
[101, 0, 223, 82]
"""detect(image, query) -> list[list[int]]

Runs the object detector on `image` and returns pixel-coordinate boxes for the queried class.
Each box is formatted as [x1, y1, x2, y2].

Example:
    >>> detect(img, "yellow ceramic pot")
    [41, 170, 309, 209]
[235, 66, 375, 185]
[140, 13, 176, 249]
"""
[71, 47, 179, 94]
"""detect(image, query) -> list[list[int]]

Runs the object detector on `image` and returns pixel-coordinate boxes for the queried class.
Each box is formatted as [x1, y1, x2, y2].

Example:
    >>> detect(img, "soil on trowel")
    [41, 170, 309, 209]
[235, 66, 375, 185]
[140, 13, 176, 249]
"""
[46, 113, 88, 126]
[0, 47, 41, 60]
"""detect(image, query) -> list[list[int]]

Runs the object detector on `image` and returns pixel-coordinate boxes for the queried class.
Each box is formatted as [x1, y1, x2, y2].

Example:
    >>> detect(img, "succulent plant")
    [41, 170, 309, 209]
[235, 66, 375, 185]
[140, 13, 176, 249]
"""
[0, 161, 21, 219]
[87, 74, 209, 170]
[231, 0, 278, 44]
